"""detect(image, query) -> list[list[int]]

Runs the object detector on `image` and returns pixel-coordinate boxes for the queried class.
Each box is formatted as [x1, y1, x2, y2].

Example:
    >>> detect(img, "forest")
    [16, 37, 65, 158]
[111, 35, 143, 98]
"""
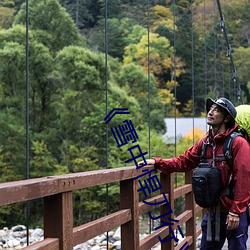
[0, 0, 249, 227]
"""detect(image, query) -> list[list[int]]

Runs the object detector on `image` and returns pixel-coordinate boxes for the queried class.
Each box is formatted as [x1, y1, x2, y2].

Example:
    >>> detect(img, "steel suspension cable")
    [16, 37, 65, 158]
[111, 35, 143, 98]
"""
[105, 0, 109, 247]
[213, 0, 217, 94]
[147, 0, 152, 234]
[204, 0, 207, 97]
[25, 0, 30, 245]
[191, 0, 195, 144]
[172, 1, 178, 242]
[147, 0, 151, 168]
[173, 0, 177, 159]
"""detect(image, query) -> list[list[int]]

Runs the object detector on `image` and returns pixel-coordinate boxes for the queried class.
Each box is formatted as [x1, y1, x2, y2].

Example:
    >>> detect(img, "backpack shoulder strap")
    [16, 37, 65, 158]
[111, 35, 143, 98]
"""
[223, 132, 242, 169]
[200, 141, 208, 163]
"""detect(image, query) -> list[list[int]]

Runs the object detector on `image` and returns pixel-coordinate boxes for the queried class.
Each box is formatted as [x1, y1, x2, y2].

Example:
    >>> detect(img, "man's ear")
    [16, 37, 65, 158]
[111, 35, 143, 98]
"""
[224, 114, 232, 123]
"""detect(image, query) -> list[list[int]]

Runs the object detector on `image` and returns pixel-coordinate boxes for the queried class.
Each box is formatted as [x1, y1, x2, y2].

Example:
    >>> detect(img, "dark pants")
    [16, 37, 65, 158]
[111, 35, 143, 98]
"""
[200, 211, 249, 250]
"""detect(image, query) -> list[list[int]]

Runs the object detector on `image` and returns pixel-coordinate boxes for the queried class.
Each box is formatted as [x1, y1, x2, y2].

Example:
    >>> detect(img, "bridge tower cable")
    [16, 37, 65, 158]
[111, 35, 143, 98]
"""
[215, 0, 242, 104]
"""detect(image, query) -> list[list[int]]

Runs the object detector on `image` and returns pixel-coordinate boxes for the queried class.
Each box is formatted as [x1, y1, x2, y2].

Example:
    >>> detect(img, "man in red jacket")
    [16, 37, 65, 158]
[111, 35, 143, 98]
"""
[138, 97, 250, 250]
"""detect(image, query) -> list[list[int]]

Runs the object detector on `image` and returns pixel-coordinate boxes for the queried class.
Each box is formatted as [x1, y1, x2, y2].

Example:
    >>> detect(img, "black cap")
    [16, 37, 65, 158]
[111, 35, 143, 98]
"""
[206, 97, 237, 119]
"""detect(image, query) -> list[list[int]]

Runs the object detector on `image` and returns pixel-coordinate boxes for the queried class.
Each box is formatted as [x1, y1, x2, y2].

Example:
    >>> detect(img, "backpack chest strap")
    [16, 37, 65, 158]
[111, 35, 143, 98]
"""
[202, 157, 226, 163]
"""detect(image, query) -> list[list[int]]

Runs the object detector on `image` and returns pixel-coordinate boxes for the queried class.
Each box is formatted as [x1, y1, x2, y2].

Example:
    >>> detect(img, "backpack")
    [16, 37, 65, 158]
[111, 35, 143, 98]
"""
[235, 105, 250, 142]
[192, 131, 241, 208]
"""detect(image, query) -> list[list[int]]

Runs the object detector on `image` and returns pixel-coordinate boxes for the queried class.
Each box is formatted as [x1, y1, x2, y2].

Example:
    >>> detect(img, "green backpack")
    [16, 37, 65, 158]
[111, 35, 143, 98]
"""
[235, 105, 250, 142]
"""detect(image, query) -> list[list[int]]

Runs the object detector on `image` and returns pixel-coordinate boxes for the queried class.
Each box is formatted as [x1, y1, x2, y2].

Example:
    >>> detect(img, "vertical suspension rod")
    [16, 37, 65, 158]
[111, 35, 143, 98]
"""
[25, 0, 30, 245]
[105, 0, 109, 248]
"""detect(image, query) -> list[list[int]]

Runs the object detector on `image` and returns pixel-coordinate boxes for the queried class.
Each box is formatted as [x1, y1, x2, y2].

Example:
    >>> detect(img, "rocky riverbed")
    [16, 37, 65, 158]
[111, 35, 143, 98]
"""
[0, 225, 200, 249]
[0, 225, 160, 250]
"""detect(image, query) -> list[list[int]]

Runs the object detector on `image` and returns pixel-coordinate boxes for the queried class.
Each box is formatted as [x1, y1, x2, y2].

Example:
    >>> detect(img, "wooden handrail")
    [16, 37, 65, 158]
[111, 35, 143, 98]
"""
[0, 165, 203, 249]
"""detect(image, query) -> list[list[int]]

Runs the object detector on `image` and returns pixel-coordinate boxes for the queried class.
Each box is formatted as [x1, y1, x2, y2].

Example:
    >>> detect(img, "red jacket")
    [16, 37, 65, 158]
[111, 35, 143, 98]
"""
[154, 124, 250, 216]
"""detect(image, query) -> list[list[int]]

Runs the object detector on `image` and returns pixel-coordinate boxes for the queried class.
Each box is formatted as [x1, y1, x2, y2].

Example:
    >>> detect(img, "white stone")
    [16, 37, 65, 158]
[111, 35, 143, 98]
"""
[31, 228, 43, 237]
[0, 230, 7, 238]
[100, 240, 108, 246]
[107, 231, 114, 237]
[11, 225, 26, 232]
[73, 243, 85, 249]
[95, 234, 106, 243]
[7, 239, 20, 247]
[92, 245, 101, 250]
[113, 240, 121, 249]
[87, 238, 95, 245]
[13, 231, 25, 238]
[113, 227, 120, 240]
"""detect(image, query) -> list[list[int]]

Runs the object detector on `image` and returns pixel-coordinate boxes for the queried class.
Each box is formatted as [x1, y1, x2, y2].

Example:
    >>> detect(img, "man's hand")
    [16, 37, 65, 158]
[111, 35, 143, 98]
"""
[138, 159, 156, 166]
[226, 213, 240, 230]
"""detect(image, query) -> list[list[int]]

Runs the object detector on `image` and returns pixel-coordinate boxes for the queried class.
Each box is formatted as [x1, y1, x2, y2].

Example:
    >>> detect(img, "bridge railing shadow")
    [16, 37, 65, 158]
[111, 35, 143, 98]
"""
[0, 165, 204, 250]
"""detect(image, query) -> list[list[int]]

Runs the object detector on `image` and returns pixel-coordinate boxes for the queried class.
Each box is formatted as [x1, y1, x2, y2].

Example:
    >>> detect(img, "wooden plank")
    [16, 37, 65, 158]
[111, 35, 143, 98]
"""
[174, 184, 192, 199]
[73, 209, 131, 245]
[195, 204, 203, 213]
[139, 211, 192, 250]
[196, 225, 202, 238]
[140, 226, 169, 250]
[175, 210, 192, 226]
[22, 238, 59, 250]
[160, 173, 175, 250]
[58, 166, 154, 192]
[0, 177, 59, 206]
[185, 171, 196, 250]
[44, 192, 73, 250]
[139, 193, 169, 216]
[175, 236, 193, 250]
[120, 179, 139, 250]
[0, 166, 154, 206]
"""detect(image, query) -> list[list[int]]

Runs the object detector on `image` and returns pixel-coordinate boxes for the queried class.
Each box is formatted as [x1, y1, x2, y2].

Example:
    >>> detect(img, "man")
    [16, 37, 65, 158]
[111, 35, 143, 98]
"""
[138, 97, 250, 250]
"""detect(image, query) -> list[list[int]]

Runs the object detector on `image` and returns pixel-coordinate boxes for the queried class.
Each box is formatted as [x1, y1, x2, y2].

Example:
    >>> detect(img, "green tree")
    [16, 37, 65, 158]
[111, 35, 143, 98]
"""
[116, 63, 165, 132]
[14, 0, 84, 52]
[51, 46, 141, 167]
[124, 32, 185, 88]
[86, 17, 138, 60]
[30, 141, 57, 177]
[0, 6, 15, 29]
[61, 0, 101, 29]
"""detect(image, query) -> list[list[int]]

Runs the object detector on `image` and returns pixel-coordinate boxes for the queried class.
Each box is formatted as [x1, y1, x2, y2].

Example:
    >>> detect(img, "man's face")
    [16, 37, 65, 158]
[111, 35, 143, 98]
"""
[207, 104, 226, 127]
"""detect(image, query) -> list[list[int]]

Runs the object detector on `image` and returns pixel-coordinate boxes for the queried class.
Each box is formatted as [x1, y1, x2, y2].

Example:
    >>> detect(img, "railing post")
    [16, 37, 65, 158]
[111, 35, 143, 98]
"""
[185, 171, 197, 250]
[44, 192, 73, 250]
[160, 173, 175, 250]
[120, 178, 139, 250]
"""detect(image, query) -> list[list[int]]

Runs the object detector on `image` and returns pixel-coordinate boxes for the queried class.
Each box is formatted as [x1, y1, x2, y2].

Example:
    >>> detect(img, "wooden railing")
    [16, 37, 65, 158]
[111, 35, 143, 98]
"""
[0, 165, 203, 250]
